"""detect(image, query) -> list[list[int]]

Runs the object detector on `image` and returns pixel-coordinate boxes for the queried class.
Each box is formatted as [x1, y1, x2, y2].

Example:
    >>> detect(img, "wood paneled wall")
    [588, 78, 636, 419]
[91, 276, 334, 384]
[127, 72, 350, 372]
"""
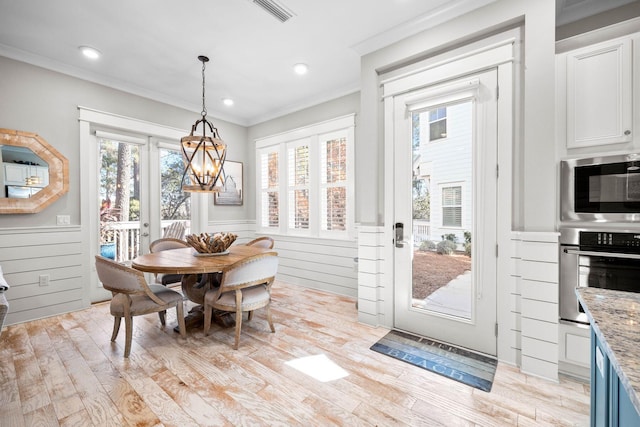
[207, 220, 358, 297]
[0, 226, 87, 326]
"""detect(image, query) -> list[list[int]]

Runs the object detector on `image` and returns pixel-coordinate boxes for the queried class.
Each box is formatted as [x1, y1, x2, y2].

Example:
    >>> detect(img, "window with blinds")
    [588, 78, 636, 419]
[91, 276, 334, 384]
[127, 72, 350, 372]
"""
[288, 143, 310, 230]
[442, 185, 462, 227]
[254, 114, 355, 239]
[320, 136, 347, 231]
[259, 149, 279, 228]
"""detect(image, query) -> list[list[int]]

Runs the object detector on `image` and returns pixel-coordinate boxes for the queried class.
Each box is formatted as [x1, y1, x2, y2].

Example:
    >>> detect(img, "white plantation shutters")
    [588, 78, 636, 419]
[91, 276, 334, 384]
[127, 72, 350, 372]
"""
[442, 185, 462, 227]
[255, 114, 354, 239]
[320, 135, 347, 231]
[287, 142, 310, 231]
[259, 148, 279, 228]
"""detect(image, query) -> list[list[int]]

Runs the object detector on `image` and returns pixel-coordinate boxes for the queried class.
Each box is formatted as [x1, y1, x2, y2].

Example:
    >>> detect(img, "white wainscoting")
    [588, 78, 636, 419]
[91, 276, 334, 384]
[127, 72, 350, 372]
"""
[357, 226, 386, 325]
[204, 220, 258, 245]
[0, 226, 87, 326]
[506, 235, 523, 366]
[206, 220, 359, 297]
[512, 231, 560, 381]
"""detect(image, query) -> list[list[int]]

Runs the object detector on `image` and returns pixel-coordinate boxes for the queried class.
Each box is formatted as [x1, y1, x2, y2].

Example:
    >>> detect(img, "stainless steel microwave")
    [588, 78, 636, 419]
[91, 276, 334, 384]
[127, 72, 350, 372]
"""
[561, 153, 640, 223]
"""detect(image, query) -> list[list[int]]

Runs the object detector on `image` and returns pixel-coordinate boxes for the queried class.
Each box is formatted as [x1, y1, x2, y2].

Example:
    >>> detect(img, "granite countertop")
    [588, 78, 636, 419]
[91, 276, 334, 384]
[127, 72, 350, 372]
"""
[576, 287, 640, 414]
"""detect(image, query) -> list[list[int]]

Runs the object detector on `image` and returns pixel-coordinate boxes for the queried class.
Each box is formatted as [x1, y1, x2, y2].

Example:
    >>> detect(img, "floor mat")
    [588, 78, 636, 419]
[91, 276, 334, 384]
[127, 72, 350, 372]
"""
[370, 330, 497, 392]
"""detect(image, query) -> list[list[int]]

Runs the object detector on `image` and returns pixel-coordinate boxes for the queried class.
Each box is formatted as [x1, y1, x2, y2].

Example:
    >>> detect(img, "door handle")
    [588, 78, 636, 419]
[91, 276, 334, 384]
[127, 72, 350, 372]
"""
[395, 222, 406, 248]
[142, 232, 149, 237]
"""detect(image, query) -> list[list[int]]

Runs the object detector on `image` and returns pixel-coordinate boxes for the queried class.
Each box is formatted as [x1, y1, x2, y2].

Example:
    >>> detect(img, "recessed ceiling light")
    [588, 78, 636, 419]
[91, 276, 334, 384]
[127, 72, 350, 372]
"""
[293, 63, 308, 75]
[222, 98, 234, 106]
[79, 46, 101, 60]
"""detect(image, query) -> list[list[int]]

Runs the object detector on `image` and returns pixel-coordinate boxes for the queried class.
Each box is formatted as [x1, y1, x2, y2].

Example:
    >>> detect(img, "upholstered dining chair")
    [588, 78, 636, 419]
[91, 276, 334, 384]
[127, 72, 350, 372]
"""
[94, 255, 186, 358]
[244, 236, 275, 249]
[149, 237, 190, 285]
[203, 252, 278, 349]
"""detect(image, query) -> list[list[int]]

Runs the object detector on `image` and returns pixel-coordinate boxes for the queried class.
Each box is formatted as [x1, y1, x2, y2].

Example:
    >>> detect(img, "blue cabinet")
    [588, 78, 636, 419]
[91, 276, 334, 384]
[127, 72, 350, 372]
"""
[591, 329, 640, 426]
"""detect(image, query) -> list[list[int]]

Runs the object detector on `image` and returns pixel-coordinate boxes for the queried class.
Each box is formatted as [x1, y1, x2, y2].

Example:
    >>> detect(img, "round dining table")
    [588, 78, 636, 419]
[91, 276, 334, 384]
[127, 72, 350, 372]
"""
[131, 244, 275, 331]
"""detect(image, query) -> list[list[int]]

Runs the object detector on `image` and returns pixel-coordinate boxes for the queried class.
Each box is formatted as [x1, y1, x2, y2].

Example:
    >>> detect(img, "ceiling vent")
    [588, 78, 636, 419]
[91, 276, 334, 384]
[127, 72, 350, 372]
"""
[252, 0, 295, 23]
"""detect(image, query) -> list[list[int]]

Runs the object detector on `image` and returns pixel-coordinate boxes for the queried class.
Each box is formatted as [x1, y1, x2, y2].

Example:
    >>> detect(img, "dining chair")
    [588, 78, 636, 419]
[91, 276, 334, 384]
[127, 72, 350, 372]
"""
[149, 237, 190, 285]
[244, 236, 275, 249]
[203, 252, 278, 349]
[94, 255, 186, 358]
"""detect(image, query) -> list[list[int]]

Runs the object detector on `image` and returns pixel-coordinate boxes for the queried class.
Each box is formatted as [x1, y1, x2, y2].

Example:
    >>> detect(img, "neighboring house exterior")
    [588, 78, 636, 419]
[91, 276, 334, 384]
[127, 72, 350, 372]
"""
[414, 102, 472, 248]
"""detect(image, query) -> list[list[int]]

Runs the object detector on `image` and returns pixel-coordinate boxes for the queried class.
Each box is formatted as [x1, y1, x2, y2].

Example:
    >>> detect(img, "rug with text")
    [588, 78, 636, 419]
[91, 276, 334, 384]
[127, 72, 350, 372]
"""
[370, 330, 497, 392]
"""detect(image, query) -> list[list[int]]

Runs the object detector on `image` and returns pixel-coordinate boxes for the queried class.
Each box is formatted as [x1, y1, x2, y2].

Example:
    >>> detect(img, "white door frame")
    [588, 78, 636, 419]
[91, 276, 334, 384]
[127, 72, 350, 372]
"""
[392, 69, 498, 355]
[381, 36, 515, 357]
[79, 107, 206, 302]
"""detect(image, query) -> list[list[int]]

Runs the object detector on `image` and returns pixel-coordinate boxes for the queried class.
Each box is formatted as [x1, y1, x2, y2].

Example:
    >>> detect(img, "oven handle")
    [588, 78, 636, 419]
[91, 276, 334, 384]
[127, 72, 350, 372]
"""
[563, 248, 640, 260]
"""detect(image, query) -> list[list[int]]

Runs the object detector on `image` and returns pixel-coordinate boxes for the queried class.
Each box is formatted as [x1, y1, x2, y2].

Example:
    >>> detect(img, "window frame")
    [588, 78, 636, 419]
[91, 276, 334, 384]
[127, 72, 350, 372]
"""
[255, 114, 355, 240]
[441, 183, 463, 228]
[428, 107, 448, 142]
[257, 145, 281, 231]
[286, 138, 312, 235]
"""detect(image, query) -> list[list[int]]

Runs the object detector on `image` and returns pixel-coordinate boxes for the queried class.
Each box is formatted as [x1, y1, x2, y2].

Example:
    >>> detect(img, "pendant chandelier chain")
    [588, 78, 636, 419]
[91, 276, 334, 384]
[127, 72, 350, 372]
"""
[201, 59, 207, 118]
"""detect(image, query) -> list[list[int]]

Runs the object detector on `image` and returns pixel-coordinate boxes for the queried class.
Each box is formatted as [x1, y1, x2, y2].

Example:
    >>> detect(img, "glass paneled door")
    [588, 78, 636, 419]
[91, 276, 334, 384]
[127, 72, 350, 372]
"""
[98, 138, 146, 263]
[92, 135, 191, 302]
[159, 146, 191, 237]
[392, 69, 498, 356]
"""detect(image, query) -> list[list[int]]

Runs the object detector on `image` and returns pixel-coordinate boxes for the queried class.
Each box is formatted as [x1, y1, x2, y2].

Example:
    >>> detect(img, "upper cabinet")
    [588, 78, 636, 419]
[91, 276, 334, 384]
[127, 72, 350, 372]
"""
[564, 36, 633, 149]
[3, 162, 49, 187]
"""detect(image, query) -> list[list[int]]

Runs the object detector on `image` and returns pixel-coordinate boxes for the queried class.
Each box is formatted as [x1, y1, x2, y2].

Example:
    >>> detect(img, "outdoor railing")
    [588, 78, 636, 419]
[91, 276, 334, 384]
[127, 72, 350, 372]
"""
[102, 221, 191, 263]
[413, 220, 431, 244]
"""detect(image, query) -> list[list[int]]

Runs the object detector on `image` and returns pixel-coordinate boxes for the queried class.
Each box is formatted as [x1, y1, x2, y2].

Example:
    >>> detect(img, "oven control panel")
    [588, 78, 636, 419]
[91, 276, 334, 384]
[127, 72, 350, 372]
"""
[579, 231, 640, 253]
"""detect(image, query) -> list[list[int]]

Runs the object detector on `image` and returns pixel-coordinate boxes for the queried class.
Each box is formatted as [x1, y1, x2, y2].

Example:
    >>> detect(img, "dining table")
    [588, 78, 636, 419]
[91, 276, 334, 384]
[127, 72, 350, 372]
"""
[131, 244, 275, 332]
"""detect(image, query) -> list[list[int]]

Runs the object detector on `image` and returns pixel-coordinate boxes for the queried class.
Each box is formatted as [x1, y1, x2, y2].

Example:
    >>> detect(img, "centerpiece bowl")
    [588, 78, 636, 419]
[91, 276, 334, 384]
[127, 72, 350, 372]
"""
[185, 232, 237, 255]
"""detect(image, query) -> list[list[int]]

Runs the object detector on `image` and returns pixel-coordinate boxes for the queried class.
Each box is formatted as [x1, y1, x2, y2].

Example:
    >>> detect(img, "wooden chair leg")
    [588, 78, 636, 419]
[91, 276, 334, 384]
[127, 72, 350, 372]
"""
[158, 310, 166, 326]
[203, 303, 212, 336]
[234, 308, 243, 350]
[124, 316, 133, 358]
[111, 316, 122, 342]
[176, 301, 186, 337]
[266, 304, 275, 333]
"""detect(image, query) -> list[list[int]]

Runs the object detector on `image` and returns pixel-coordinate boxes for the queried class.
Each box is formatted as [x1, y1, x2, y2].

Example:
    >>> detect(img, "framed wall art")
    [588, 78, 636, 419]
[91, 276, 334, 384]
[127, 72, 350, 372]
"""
[214, 161, 243, 206]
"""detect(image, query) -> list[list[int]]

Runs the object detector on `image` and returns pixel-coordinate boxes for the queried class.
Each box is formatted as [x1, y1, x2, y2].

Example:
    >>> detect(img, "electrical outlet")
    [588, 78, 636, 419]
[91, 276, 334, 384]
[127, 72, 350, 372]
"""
[56, 215, 70, 225]
[39, 274, 49, 287]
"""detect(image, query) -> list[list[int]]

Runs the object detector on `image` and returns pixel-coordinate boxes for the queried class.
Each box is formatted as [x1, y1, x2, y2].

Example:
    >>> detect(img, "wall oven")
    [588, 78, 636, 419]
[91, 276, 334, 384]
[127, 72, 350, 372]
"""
[561, 152, 640, 223]
[559, 227, 640, 324]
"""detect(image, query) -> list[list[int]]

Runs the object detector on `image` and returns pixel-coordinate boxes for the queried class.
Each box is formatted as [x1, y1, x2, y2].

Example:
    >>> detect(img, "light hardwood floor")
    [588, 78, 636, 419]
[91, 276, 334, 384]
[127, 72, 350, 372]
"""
[0, 281, 590, 426]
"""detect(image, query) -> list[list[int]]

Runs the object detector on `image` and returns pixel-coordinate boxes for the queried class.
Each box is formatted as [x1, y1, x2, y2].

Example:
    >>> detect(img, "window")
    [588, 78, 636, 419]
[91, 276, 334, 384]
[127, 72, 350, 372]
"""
[256, 115, 355, 239]
[321, 134, 348, 231]
[442, 185, 462, 227]
[288, 142, 310, 230]
[429, 107, 447, 141]
[259, 148, 279, 228]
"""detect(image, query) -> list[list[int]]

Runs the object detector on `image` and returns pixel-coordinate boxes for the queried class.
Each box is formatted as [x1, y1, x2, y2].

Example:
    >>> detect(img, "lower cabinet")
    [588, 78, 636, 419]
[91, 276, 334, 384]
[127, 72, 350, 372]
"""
[591, 329, 640, 426]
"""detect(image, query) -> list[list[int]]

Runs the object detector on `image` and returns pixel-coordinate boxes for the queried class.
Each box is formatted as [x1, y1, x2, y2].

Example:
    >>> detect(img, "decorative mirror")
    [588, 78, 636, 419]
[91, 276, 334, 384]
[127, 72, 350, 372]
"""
[0, 128, 69, 214]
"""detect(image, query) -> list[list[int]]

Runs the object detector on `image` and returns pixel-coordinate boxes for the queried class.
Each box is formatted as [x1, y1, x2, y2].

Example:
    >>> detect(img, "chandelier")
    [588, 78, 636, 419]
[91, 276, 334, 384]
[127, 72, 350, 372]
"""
[181, 55, 226, 192]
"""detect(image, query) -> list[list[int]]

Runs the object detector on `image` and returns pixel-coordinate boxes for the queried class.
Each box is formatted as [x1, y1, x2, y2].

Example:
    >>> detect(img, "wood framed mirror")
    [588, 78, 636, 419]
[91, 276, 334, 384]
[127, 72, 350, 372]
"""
[0, 128, 69, 214]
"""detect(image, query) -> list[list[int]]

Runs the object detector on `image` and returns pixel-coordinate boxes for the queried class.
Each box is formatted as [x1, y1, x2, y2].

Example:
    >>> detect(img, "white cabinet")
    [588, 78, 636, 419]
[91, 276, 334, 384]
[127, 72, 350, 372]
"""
[3, 163, 49, 187]
[564, 36, 633, 149]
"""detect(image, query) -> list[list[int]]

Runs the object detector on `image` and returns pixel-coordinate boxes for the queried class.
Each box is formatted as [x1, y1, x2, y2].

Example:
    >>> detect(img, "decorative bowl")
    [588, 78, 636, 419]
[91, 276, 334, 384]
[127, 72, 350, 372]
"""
[186, 232, 237, 254]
